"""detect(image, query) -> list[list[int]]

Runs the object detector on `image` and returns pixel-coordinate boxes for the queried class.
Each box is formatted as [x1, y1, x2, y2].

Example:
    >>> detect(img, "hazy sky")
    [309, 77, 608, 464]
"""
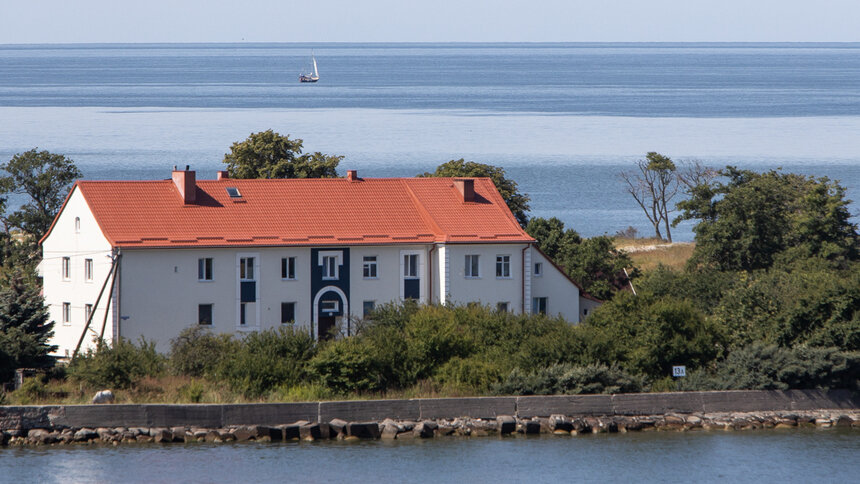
[2, 0, 858, 44]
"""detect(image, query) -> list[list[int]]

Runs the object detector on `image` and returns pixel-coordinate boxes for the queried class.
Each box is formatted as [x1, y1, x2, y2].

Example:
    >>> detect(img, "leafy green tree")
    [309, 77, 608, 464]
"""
[676, 167, 859, 272]
[223, 129, 343, 179]
[420, 159, 531, 226]
[0, 269, 56, 382]
[619, 152, 679, 241]
[0, 149, 82, 240]
[526, 217, 636, 300]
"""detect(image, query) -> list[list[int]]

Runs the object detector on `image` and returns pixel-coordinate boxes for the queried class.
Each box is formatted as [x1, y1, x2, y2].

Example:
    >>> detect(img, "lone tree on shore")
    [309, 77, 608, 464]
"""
[619, 152, 679, 242]
[420, 159, 531, 227]
[0, 268, 56, 382]
[223, 130, 343, 179]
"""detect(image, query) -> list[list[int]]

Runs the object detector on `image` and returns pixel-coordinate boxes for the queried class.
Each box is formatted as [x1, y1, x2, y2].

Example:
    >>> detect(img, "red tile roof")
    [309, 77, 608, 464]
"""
[49, 175, 534, 248]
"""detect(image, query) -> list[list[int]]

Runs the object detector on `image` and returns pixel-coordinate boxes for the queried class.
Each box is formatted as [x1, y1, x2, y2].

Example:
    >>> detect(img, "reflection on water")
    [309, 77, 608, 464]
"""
[2, 429, 858, 484]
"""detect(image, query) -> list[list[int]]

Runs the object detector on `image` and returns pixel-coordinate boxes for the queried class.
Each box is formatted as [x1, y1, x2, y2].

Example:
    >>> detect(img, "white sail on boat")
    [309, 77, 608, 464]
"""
[299, 52, 319, 83]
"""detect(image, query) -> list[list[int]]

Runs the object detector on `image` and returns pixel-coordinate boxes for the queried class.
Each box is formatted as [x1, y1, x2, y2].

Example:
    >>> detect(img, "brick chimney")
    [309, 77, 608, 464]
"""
[217, 170, 229, 181]
[172, 165, 196, 204]
[347, 169, 358, 182]
[454, 178, 475, 202]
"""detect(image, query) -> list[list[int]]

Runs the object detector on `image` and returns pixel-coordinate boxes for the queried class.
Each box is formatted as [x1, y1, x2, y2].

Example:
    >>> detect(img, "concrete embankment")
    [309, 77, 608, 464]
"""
[1, 390, 858, 446]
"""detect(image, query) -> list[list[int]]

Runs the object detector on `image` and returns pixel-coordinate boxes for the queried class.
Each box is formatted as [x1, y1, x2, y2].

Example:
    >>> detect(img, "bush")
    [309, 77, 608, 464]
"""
[67, 338, 165, 389]
[310, 337, 381, 394]
[219, 326, 316, 398]
[433, 356, 505, 393]
[14, 377, 48, 403]
[680, 344, 860, 391]
[169, 326, 237, 377]
[494, 363, 646, 395]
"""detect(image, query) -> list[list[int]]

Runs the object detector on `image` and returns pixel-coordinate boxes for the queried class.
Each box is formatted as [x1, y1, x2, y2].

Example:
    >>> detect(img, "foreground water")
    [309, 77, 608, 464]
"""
[1, 43, 859, 240]
[2, 429, 857, 483]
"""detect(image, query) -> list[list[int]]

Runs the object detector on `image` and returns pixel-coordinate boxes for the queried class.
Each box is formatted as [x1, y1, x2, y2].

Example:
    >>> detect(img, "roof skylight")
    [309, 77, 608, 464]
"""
[226, 187, 242, 198]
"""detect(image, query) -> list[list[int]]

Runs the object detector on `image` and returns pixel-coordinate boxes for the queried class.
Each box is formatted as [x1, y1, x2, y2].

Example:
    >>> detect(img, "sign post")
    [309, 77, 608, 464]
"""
[672, 365, 686, 391]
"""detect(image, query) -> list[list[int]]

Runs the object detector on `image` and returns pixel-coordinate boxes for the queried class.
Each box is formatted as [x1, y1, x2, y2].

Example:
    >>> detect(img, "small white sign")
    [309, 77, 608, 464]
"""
[672, 366, 686, 377]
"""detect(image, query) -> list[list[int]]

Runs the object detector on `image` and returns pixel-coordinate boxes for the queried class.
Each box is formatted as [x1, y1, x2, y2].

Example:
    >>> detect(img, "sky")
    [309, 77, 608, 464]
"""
[1, 0, 859, 44]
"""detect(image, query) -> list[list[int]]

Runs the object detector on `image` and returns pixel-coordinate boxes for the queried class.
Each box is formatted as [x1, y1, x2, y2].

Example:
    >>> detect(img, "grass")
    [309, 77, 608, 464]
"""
[615, 237, 695, 272]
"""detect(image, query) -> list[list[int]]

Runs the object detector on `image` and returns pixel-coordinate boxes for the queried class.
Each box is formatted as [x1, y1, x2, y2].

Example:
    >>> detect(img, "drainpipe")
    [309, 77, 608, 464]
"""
[428, 244, 437, 304]
[522, 244, 529, 314]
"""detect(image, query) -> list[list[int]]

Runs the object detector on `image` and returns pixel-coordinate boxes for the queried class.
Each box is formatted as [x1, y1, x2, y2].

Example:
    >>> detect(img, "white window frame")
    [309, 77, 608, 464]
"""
[532, 297, 548, 315]
[363, 256, 378, 279]
[62, 257, 71, 281]
[465, 254, 480, 278]
[321, 300, 339, 313]
[404, 254, 419, 279]
[363, 300, 376, 318]
[239, 257, 255, 281]
[84, 303, 93, 323]
[496, 255, 511, 279]
[281, 257, 297, 280]
[236, 253, 260, 330]
[534, 262, 543, 277]
[198, 257, 213, 282]
[62, 302, 71, 325]
[318, 251, 342, 281]
[84, 258, 93, 282]
[74, 217, 81, 233]
[198, 303, 213, 325]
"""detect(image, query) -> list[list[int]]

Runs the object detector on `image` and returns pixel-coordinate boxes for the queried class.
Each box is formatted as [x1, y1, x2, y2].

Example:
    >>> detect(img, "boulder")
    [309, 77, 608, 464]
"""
[496, 415, 517, 435]
[204, 430, 222, 443]
[834, 416, 853, 428]
[152, 428, 173, 443]
[381, 423, 399, 440]
[549, 415, 573, 432]
[414, 421, 438, 439]
[28, 429, 56, 445]
[91, 390, 115, 404]
[328, 418, 348, 436]
[74, 428, 99, 442]
[346, 422, 380, 439]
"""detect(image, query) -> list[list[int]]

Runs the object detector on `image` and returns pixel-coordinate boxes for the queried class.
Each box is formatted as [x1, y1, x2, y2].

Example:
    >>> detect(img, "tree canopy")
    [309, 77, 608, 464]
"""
[420, 159, 531, 227]
[619, 152, 679, 242]
[223, 130, 343, 179]
[525, 217, 636, 300]
[0, 149, 81, 240]
[0, 269, 56, 381]
[676, 166, 859, 272]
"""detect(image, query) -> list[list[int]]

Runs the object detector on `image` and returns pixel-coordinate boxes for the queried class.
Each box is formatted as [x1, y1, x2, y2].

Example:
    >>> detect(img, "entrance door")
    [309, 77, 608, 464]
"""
[318, 316, 336, 341]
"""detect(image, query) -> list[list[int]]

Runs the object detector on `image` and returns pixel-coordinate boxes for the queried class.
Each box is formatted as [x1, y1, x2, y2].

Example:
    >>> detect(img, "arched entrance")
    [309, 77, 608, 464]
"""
[312, 285, 348, 341]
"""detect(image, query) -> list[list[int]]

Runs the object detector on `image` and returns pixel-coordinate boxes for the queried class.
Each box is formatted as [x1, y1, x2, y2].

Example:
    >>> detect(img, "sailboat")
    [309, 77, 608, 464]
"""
[299, 52, 319, 83]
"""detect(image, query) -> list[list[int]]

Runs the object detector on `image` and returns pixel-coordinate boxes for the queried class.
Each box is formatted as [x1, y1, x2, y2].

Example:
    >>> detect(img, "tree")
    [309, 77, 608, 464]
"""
[619, 152, 679, 242]
[223, 130, 343, 179]
[420, 159, 531, 227]
[676, 167, 859, 272]
[0, 149, 82, 240]
[0, 269, 56, 382]
[526, 217, 637, 300]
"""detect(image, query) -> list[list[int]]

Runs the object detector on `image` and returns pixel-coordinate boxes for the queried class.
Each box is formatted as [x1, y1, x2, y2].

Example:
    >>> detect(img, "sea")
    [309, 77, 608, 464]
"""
[1, 43, 860, 241]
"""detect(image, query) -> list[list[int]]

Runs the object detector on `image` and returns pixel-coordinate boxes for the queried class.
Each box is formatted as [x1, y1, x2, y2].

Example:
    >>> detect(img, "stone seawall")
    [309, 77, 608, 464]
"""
[1, 390, 858, 446]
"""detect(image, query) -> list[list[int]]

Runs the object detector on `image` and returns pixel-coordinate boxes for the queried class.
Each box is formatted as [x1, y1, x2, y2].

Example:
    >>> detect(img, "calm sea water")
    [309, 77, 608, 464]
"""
[1, 430, 858, 484]
[1, 43, 859, 239]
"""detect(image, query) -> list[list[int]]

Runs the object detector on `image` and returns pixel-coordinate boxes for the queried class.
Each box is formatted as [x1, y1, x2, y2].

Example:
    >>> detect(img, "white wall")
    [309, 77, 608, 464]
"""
[446, 243, 528, 313]
[41, 187, 115, 357]
[529, 248, 581, 323]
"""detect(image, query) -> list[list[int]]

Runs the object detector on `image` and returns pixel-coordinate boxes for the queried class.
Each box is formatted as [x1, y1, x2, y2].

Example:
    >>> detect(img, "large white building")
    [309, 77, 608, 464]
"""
[40, 167, 599, 356]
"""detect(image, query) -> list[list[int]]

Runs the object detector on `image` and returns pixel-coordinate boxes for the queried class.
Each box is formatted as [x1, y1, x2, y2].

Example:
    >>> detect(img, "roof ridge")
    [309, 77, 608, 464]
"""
[401, 179, 445, 239]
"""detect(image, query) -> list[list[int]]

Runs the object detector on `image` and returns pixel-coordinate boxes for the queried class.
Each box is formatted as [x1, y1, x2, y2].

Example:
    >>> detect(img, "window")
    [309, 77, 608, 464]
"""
[363, 300, 376, 318]
[496, 255, 511, 278]
[198, 304, 213, 325]
[62, 257, 71, 280]
[403, 254, 418, 278]
[497, 302, 509, 313]
[84, 258, 93, 282]
[85, 304, 93, 323]
[62, 302, 71, 325]
[281, 302, 295, 324]
[239, 303, 247, 325]
[534, 262, 543, 277]
[198, 258, 213, 281]
[465, 254, 480, 278]
[74, 217, 81, 233]
[363, 256, 378, 279]
[322, 255, 338, 279]
[321, 300, 339, 312]
[226, 187, 242, 198]
[240, 257, 254, 280]
[281, 257, 296, 280]
[532, 297, 547, 315]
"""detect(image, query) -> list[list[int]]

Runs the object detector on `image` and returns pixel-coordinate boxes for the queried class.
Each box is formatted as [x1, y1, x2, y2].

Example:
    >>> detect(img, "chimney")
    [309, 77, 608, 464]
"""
[454, 178, 475, 202]
[217, 170, 229, 181]
[172, 165, 196, 204]
[347, 169, 358, 182]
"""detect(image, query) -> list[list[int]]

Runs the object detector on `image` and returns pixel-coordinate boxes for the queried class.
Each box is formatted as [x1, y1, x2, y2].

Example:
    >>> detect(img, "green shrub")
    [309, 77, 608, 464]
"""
[433, 356, 505, 393]
[681, 344, 860, 391]
[494, 363, 646, 395]
[169, 326, 237, 377]
[219, 326, 316, 398]
[15, 377, 48, 403]
[310, 337, 381, 394]
[67, 338, 165, 389]
[178, 379, 205, 403]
